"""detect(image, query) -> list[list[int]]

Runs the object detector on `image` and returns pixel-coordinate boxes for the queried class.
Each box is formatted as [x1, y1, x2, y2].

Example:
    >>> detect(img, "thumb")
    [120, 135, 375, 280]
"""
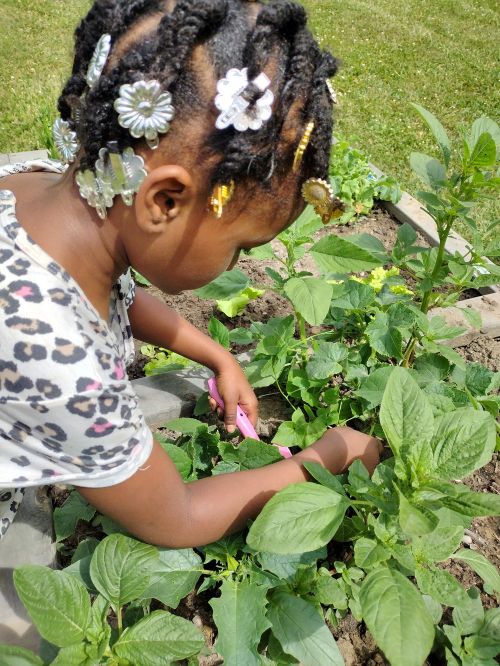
[223, 398, 238, 434]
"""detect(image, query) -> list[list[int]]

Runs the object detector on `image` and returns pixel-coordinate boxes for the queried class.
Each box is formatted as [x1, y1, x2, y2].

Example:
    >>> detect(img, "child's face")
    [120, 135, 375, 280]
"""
[124, 166, 305, 294]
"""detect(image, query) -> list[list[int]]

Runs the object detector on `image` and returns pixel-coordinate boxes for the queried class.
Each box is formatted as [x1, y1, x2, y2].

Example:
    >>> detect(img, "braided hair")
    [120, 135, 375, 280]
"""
[58, 0, 338, 190]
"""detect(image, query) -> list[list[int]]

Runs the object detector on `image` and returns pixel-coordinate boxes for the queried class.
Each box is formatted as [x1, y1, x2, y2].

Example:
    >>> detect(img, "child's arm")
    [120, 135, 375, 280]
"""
[76, 427, 380, 548]
[128, 287, 257, 430]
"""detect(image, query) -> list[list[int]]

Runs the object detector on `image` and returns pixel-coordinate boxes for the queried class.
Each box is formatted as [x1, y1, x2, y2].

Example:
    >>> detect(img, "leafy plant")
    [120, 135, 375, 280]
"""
[247, 367, 499, 666]
[140, 343, 192, 376]
[329, 138, 401, 223]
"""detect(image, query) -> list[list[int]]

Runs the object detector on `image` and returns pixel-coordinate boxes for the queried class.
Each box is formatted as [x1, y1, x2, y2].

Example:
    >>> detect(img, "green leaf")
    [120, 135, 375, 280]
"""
[0, 645, 44, 665]
[379, 367, 434, 473]
[50, 643, 90, 666]
[13, 566, 91, 647]
[354, 366, 395, 409]
[113, 609, 204, 664]
[315, 571, 348, 609]
[452, 587, 484, 635]
[431, 408, 496, 479]
[452, 549, 500, 595]
[415, 567, 469, 607]
[412, 104, 452, 167]
[255, 316, 295, 356]
[90, 534, 158, 610]
[467, 116, 500, 159]
[412, 525, 464, 562]
[284, 277, 333, 326]
[208, 316, 230, 348]
[258, 547, 327, 581]
[306, 342, 346, 379]
[465, 362, 494, 396]
[140, 548, 202, 609]
[53, 491, 95, 542]
[410, 152, 446, 189]
[398, 491, 438, 537]
[71, 537, 99, 564]
[217, 286, 265, 318]
[468, 132, 496, 167]
[460, 306, 482, 330]
[268, 591, 344, 666]
[311, 234, 384, 273]
[247, 483, 349, 554]
[441, 486, 500, 517]
[481, 607, 500, 640]
[302, 461, 346, 495]
[163, 417, 204, 434]
[219, 438, 282, 470]
[354, 538, 390, 568]
[366, 311, 402, 359]
[359, 568, 434, 666]
[195, 268, 249, 300]
[157, 441, 192, 480]
[210, 579, 271, 666]
[329, 279, 376, 310]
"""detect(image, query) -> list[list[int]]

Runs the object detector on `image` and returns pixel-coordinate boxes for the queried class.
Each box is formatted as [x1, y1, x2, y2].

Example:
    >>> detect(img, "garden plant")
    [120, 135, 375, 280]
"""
[2, 108, 499, 666]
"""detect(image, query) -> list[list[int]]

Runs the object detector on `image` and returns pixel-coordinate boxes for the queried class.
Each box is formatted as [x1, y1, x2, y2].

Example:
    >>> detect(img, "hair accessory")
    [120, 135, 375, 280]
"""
[293, 121, 315, 173]
[52, 118, 80, 164]
[209, 181, 235, 218]
[86, 34, 112, 88]
[95, 143, 147, 206]
[75, 169, 114, 220]
[215, 68, 274, 132]
[302, 178, 344, 224]
[325, 79, 338, 105]
[114, 80, 175, 150]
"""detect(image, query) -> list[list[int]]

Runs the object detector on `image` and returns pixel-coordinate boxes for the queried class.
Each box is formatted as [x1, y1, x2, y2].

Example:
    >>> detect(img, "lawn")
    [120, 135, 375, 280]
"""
[0, 0, 498, 234]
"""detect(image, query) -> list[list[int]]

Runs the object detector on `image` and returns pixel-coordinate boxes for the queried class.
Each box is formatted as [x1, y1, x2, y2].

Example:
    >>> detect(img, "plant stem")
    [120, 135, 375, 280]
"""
[402, 217, 453, 367]
[116, 606, 123, 635]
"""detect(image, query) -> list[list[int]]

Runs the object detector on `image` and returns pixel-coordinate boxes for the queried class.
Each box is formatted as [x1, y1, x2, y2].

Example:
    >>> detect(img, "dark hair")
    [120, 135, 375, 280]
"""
[59, 0, 338, 190]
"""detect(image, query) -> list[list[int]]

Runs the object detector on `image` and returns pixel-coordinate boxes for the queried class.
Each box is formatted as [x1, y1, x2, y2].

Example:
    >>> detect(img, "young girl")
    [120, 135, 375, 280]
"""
[0, 0, 379, 548]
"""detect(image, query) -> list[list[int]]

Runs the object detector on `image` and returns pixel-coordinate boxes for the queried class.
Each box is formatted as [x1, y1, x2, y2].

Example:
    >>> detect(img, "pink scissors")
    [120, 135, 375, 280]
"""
[208, 377, 292, 459]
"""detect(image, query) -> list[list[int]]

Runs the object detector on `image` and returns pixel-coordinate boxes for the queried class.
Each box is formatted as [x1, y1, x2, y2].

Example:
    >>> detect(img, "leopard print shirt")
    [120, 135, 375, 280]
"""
[0, 160, 153, 539]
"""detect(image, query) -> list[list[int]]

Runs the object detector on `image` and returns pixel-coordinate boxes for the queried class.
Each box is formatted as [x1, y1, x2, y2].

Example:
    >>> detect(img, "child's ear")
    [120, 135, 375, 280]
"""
[134, 165, 194, 233]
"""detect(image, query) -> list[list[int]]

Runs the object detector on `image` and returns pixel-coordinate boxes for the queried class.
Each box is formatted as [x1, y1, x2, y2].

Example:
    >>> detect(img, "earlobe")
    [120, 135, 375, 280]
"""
[134, 164, 194, 234]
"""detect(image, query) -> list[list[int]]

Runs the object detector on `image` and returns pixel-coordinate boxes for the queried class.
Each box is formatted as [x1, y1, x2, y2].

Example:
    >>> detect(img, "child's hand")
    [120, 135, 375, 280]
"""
[209, 360, 258, 433]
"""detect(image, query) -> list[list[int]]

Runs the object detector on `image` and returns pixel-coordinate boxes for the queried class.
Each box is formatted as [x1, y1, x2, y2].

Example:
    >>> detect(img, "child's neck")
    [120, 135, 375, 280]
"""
[4, 169, 128, 321]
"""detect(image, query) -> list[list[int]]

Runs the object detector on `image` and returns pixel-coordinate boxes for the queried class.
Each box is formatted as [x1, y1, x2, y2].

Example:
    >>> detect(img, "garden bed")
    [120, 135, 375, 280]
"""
[128, 203, 484, 380]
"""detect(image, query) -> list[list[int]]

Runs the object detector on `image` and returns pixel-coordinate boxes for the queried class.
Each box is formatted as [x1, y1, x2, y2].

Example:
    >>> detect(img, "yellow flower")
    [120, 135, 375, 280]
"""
[390, 284, 414, 295]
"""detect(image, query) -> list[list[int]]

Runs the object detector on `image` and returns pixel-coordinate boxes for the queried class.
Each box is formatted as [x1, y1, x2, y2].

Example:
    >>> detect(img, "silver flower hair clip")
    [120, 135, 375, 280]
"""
[114, 80, 175, 150]
[76, 143, 147, 219]
[86, 34, 112, 88]
[52, 118, 80, 164]
[96, 143, 147, 206]
[75, 169, 114, 220]
[215, 68, 274, 132]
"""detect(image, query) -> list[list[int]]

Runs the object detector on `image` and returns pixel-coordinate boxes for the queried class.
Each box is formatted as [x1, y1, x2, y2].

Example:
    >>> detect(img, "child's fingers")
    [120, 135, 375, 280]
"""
[223, 398, 237, 434]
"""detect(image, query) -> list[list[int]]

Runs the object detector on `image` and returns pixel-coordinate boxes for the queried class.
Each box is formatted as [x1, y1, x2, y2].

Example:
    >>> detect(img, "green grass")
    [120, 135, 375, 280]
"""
[302, 0, 500, 234]
[0, 0, 498, 235]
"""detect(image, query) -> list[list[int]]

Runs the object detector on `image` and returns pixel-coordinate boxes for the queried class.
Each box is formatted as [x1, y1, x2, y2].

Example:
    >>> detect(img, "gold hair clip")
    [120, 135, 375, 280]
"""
[302, 178, 344, 224]
[209, 181, 235, 218]
[293, 121, 315, 173]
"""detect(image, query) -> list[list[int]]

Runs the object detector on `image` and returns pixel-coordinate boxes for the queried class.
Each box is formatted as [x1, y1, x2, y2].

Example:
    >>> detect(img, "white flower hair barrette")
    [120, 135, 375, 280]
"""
[215, 68, 274, 132]
[52, 118, 80, 164]
[114, 80, 175, 150]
